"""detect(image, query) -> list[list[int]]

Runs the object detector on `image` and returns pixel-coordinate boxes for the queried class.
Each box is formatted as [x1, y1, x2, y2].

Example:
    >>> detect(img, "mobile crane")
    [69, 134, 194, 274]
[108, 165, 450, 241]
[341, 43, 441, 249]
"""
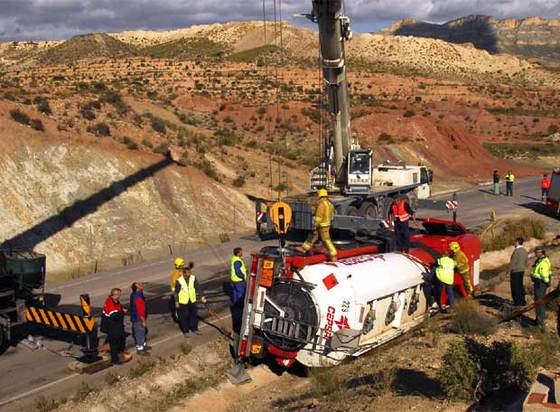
[256, 0, 432, 238]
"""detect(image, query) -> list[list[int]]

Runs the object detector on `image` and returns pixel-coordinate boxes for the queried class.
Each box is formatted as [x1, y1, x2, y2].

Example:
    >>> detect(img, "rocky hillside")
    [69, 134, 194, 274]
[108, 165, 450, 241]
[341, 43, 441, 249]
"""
[382, 15, 560, 67]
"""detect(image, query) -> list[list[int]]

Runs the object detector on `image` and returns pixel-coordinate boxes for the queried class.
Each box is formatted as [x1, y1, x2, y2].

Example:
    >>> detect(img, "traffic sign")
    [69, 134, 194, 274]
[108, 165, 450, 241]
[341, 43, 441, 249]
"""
[445, 200, 459, 211]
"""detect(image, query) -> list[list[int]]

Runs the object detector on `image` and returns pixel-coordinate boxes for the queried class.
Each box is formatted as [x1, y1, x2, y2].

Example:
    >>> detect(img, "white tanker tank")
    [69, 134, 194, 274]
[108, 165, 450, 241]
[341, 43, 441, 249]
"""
[251, 251, 430, 368]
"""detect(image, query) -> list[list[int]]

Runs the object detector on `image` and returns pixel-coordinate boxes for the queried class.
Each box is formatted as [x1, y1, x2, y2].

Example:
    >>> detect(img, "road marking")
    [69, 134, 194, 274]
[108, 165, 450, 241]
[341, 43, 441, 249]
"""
[0, 312, 232, 408]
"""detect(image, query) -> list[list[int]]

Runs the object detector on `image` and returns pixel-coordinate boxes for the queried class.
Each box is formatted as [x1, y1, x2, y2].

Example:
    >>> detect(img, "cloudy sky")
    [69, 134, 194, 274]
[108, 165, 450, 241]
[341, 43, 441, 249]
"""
[1, 0, 560, 42]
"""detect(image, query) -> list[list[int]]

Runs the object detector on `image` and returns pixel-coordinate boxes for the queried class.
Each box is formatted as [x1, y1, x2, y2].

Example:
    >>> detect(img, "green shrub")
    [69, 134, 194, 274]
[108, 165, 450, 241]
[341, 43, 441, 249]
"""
[482, 217, 545, 252]
[34, 97, 52, 115]
[195, 160, 218, 181]
[122, 136, 138, 150]
[438, 338, 537, 402]
[310, 368, 343, 395]
[141, 138, 153, 148]
[10, 109, 30, 125]
[448, 299, 497, 336]
[30, 118, 45, 132]
[403, 110, 415, 118]
[153, 142, 169, 154]
[233, 175, 246, 187]
[378, 132, 395, 144]
[151, 116, 167, 134]
[87, 122, 111, 137]
[80, 108, 96, 120]
[128, 359, 156, 379]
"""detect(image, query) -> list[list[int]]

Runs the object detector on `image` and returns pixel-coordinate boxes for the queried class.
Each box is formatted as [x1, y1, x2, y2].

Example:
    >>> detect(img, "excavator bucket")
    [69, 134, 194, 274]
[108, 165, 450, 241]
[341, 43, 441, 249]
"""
[228, 361, 251, 385]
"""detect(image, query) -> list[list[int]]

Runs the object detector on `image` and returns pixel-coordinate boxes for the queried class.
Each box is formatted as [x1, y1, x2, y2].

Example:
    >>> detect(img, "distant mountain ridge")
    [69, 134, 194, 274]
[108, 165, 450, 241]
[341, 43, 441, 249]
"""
[382, 15, 560, 66]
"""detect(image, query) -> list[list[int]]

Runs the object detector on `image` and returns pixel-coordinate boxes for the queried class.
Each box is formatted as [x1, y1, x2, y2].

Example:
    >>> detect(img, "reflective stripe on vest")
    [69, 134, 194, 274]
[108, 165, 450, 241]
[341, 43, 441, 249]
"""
[177, 275, 197, 304]
[436, 256, 455, 285]
[231, 256, 247, 283]
[391, 200, 410, 222]
[532, 257, 552, 284]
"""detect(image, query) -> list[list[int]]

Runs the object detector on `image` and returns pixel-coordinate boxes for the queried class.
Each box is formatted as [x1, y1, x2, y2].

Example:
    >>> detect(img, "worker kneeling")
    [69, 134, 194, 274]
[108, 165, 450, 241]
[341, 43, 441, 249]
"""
[449, 241, 473, 297]
[300, 189, 337, 262]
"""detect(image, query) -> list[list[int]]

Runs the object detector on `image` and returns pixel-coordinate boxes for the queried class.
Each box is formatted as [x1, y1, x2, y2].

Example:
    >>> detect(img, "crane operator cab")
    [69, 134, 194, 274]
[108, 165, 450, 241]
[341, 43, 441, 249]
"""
[346, 149, 373, 194]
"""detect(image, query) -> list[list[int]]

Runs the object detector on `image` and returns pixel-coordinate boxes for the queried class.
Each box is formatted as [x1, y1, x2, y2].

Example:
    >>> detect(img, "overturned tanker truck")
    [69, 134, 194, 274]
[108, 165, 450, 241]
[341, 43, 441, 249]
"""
[234, 217, 480, 371]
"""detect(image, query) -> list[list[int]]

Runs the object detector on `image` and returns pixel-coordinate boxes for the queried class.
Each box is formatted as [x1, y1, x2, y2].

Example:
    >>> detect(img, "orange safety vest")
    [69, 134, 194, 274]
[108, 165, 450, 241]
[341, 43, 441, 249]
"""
[542, 178, 551, 190]
[391, 200, 410, 222]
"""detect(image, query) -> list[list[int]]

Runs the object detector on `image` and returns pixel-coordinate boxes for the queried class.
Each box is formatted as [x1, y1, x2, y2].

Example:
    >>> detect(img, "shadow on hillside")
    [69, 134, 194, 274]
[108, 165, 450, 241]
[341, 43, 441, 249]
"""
[0, 153, 175, 251]
[393, 17, 499, 54]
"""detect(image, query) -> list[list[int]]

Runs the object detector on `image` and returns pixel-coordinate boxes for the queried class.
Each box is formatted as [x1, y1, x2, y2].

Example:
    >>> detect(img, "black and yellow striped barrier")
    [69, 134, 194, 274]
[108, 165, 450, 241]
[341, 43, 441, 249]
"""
[24, 306, 95, 334]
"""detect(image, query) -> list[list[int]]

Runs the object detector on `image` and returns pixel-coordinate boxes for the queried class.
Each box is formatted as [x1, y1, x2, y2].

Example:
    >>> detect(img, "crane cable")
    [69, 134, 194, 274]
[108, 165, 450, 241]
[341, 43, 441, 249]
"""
[261, 0, 274, 199]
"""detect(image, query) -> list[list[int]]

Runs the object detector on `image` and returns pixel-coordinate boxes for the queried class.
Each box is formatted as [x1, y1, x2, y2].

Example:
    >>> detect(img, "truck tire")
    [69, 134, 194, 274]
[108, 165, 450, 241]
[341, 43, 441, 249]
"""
[359, 202, 378, 219]
[0, 324, 9, 355]
[346, 206, 360, 217]
[379, 198, 393, 219]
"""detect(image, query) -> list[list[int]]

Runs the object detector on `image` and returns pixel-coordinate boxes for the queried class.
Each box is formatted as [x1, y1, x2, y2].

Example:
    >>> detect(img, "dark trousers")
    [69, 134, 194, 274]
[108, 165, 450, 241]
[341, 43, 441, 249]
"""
[394, 220, 410, 252]
[506, 182, 513, 196]
[428, 272, 456, 308]
[533, 278, 549, 326]
[231, 299, 244, 334]
[107, 334, 125, 364]
[542, 188, 549, 200]
[510, 271, 526, 306]
[178, 303, 198, 333]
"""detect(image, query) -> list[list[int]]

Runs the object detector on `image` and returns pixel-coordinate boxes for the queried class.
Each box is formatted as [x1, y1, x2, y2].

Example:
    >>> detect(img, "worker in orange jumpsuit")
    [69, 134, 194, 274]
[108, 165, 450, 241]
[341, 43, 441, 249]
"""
[299, 188, 337, 261]
[541, 173, 551, 201]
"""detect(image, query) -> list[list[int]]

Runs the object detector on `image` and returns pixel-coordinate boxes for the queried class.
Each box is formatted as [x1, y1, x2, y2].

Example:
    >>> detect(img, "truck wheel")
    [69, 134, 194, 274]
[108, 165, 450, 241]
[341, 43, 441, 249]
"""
[346, 206, 360, 216]
[379, 198, 393, 219]
[359, 202, 378, 219]
[0, 325, 9, 355]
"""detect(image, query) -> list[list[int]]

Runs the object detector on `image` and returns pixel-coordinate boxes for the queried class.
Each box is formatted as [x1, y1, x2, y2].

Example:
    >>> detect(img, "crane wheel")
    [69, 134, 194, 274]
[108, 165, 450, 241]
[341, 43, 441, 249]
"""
[359, 202, 378, 219]
[345, 206, 360, 216]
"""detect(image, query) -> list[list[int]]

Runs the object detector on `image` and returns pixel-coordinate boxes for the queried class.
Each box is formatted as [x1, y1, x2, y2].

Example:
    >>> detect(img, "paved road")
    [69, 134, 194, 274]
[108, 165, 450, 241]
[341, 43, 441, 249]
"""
[1, 176, 558, 410]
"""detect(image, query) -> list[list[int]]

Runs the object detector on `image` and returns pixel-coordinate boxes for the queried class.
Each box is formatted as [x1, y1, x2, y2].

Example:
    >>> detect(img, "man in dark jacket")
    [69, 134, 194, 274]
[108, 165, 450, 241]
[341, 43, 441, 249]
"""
[509, 237, 529, 306]
[130, 282, 149, 356]
[102, 288, 127, 365]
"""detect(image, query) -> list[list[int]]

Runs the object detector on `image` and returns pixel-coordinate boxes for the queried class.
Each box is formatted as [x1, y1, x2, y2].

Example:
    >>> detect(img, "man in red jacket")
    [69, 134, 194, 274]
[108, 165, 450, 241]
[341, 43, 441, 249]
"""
[130, 282, 149, 356]
[541, 173, 551, 201]
[102, 288, 127, 365]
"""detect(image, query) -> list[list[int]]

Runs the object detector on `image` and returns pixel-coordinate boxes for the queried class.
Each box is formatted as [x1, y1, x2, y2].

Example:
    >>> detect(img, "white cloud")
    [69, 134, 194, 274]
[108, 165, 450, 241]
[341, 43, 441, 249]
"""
[1, 0, 559, 41]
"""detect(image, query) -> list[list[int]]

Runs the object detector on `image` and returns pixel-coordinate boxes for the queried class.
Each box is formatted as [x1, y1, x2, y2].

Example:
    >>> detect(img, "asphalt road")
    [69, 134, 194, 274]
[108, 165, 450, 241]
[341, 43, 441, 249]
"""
[1, 176, 558, 411]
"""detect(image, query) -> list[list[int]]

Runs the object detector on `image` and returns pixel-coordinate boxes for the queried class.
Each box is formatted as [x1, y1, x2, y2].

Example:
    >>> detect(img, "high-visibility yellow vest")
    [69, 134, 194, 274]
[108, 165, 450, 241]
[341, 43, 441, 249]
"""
[230, 256, 247, 283]
[532, 257, 552, 284]
[436, 256, 455, 285]
[314, 198, 334, 228]
[177, 275, 197, 304]
[505, 173, 515, 183]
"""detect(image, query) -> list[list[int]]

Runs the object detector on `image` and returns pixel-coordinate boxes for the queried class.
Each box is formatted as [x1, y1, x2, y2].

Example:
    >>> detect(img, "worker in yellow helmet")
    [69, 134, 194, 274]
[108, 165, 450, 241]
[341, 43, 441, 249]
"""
[169, 257, 185, 321]
[449, 241, 473, 297]
[299, 188, 337, 261]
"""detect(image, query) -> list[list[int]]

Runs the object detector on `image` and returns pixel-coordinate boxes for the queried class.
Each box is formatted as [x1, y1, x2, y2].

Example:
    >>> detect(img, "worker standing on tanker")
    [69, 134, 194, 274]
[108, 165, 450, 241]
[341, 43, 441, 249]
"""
[493, 170, 500, 196]
[389, 195, 415, 253]
[531, 246, 552, 328]
[300, 188, 337, 262]
[435, 253, 456, 311]
[175, 264, 207, 337]
[230, 247, 247, 335]
[169, 258, 185, 320]
[102, 288, 127, 365]
[449, 241, 473, 297]
[541, 173, 551, 201]
[505, 170, 515, 197]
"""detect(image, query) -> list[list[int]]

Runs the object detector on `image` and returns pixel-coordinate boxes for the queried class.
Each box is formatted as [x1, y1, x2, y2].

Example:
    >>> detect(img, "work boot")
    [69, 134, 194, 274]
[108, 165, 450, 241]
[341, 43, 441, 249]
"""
[137, 349, 150, 357]
[193, 330, 202, 335]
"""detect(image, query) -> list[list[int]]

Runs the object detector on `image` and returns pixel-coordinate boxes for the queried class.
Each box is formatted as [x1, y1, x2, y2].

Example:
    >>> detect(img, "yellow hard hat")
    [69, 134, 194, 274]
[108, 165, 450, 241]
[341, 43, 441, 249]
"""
[174, 257, 185, 269]
[317, 188, 328, 198]
[449, 242, 461, 252]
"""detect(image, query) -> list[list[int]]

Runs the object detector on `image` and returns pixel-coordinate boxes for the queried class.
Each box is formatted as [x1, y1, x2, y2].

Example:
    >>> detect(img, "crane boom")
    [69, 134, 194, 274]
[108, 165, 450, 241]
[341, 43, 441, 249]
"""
[312, 0, 353, 186]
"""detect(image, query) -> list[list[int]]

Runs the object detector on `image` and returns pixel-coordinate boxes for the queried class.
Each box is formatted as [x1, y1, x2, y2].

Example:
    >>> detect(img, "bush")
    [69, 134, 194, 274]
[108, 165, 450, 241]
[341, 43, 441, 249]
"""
[87, 122, 111, 137]
[80, 108, 96, 120]
[195, 160, 219, 181]
[30, 119, 45, 132]
[142, 138, 153, 148]
[378, 132, 395, 144]
[403, 110, 416, 118]
[482, 217, 545, 252]
[122, 136, 138, 150]
[34, 97, 52, 115]
[448, 300, 497, 336]
[10, 109, 30, 125]
[438, 338, 537, 402]
[128, 359, 156, 379]
[549, 124, 559, 135]
[233, 175, 246, 187]
[151, 116, 167, 134]
[153, 142, 169, 155]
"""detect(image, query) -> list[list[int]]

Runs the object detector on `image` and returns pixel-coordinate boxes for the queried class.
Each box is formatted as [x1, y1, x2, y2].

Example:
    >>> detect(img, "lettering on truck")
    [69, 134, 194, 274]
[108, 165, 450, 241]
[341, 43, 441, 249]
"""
[323, 306, 336, 339]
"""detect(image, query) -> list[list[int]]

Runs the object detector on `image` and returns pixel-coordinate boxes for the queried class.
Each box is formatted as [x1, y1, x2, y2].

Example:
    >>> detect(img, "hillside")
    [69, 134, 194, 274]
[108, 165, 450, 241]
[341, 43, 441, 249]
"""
[40, 33, 139, 65]
[382, 15, 560, 67]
